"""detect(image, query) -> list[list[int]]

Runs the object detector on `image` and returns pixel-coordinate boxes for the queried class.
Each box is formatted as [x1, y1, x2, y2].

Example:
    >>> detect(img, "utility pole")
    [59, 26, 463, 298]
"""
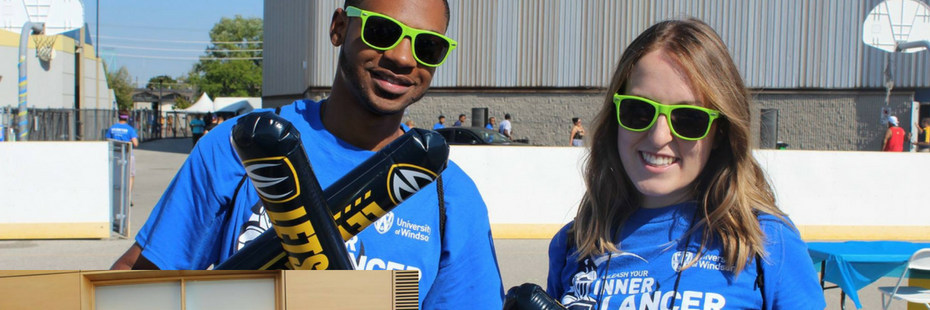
[158, 79, 163, 139]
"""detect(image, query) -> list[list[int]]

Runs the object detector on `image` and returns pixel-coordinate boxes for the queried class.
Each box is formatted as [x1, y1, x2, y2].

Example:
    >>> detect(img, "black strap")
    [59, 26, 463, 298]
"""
[436, 175, 446, 243]
[756, 253, 766, 309]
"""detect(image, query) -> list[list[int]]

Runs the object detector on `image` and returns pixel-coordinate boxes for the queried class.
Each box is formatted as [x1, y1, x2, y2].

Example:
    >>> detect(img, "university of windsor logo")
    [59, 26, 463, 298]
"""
[374, 211, 394, 234]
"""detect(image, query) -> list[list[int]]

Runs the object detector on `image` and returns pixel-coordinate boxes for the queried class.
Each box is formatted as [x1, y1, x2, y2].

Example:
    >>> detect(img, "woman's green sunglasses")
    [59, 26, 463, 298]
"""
[346, 6, 458, 67]
[613, 94, 722, 141]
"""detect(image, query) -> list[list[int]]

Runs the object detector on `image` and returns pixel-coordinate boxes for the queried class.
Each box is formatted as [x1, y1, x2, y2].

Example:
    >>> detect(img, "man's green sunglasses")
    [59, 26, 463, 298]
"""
[346, 6, 458, 67]
[613, 94, 722, 141]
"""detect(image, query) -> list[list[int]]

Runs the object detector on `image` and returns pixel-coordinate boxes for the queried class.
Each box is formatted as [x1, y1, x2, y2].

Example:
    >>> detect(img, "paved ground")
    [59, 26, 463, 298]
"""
[0, 137, 915, 309]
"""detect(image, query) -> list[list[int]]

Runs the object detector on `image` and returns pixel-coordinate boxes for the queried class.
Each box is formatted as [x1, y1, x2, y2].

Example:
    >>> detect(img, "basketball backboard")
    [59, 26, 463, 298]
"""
[0, 0, 84, 35]
[863, 0, 930, 53]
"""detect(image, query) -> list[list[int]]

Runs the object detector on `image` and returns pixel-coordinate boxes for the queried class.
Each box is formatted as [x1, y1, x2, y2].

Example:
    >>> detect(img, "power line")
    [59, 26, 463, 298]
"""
[97, 35, 262, 45]
[115, 54, 262, 60]
[99, 44, 262, 53]
[97, 23, 210, 33]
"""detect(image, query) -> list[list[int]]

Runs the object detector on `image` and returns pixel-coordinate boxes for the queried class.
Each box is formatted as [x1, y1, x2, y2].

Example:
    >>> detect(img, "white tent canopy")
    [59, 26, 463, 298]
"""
[184, 93, 215, 113]
[215, 97, 262, 115]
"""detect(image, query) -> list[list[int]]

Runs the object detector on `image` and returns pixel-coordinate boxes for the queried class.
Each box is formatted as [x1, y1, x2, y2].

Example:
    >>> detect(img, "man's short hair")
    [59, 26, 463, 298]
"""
[505, 113, 512, 120]
[459, 114, 466, 118]
[438, 115, 445, 120]
[344, 0, 451, 28]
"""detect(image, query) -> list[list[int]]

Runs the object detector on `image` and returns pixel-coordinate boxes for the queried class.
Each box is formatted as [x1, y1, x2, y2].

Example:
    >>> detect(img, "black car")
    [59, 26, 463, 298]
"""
[434, 127, 526, 145]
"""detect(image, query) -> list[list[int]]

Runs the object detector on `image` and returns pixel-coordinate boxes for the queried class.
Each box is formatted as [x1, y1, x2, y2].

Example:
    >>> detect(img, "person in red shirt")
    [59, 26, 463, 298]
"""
[882, 116, 909, 152]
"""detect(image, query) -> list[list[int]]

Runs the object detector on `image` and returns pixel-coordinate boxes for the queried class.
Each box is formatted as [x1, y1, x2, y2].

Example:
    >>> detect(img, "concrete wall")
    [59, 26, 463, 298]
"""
[304, 90, 918, 150]
[449, 146, 930, 240]
[0, 142, 111, 239]
[753, 91, 916, 151]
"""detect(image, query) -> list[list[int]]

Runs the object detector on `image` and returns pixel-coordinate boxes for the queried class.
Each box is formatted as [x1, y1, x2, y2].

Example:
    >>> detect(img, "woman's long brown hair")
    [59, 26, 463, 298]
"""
[570, 18, 787, 275]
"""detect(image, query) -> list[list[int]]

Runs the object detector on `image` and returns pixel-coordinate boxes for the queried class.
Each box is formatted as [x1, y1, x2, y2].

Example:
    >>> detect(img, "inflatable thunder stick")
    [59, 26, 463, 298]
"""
[217, 111, 449, 270]
[503, 283, 568, 310]
[229, 111, 353, 270]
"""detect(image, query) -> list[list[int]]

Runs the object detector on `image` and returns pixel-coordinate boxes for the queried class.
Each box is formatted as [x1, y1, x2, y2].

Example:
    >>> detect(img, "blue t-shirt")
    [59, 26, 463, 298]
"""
[486, 123, 493, 130]
[190, 119, 205, 134]
[547, 202, 825, 310]
[105, 123, 138, 142]
[137, 99, 504, 309]
[433, 123, 445, 130]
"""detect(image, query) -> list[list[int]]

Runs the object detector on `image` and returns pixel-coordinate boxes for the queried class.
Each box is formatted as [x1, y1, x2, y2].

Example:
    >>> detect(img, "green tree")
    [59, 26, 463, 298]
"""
[106, 65, 134, 111]
[187, 15, 262, 97]
[146, 75, 178, 90]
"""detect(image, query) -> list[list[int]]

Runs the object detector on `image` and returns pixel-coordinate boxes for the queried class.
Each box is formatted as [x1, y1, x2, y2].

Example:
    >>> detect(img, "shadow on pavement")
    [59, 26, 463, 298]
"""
[138, 138, 193, 155]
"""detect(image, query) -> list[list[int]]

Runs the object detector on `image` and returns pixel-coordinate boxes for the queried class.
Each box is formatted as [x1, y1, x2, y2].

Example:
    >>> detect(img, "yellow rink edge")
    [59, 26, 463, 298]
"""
[0, 222, 110, 239]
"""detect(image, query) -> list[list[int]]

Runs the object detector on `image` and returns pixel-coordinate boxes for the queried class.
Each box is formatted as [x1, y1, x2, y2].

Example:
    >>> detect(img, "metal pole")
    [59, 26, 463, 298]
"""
[896, 40, 930, 52]
[17, 22, 44, 141]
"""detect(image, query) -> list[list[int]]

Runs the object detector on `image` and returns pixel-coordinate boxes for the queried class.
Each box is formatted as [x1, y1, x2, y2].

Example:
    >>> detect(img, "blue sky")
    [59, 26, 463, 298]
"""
[84, 0, 263, 87]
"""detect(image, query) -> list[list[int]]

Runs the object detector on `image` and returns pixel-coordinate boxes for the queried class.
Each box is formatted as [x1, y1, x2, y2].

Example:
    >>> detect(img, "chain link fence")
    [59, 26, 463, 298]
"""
[0, 107, 196, 142]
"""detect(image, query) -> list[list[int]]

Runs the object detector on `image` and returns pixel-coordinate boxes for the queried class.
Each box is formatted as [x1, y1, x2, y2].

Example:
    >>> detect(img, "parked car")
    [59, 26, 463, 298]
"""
[434, 127, 527, 145]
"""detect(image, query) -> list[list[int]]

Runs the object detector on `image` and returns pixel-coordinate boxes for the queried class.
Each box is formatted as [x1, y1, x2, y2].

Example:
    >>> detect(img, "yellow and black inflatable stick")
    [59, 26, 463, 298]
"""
[218, 111, 449, 270]
[229, 111, 353, 270]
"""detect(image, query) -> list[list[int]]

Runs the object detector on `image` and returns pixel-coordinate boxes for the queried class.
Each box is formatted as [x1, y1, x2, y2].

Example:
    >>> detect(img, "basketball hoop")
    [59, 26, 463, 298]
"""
[32, 34, 57, 62]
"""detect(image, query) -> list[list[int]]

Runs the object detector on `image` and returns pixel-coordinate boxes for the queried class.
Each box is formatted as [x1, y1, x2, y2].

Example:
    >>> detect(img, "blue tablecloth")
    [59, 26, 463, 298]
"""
[808, 241, 930, 309]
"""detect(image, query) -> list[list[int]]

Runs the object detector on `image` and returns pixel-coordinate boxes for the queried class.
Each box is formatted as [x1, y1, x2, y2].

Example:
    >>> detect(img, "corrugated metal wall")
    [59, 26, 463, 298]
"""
[264, 0, 930, 95]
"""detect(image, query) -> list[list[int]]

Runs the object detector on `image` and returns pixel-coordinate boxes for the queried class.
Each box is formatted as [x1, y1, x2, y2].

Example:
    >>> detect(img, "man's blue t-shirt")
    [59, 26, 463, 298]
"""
[547, 202, 825, 310]
[486, 123, 493, 130]
[433, 123, 445, 130]
[190, 119, 205, 134]
[105, 123, 138, 142]
[136, 99, 504, 309]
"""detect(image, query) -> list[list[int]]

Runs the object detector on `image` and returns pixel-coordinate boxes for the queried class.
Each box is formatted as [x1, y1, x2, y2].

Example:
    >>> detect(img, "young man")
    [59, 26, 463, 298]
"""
[883, 116, 908, 152]
[110, 0, 504, 308]
[916, 117, 930, 152]
[433, 114, 446, 129]
[486, 116, 496, 130]
[453, 113, 466, 126]
[105, 112, 140, 195]
[189, 115, 205, 146]
[499, 113, 513, 140]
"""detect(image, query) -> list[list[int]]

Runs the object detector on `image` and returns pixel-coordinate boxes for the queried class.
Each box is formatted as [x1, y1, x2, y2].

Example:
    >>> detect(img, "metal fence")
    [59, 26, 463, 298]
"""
[0, 107, 197, 142]
[110, 140, 132, 238]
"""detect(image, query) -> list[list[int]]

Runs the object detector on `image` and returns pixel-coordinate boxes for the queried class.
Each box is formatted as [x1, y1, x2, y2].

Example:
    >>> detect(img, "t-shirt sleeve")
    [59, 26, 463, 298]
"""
[135, 127, 244, 269]
[130, 127, 139, 140]
[759, 215, 826, 310]
[422, 162, 504, 309]
[105, 129, 112, 139]
[547, 223, 573, 299]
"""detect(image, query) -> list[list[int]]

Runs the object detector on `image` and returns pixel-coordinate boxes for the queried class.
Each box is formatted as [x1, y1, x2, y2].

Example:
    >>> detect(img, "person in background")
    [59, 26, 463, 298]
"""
[499, 113, 513, 140]
[106, 111, 140, 199]
[569, 117, 585, 147]
[404, 119, 416, 129]
[486, 116, 497, 130]
[915, 117, 930, 152]
[883, 116, 908, 152]
[547, 18, 825, 309]
[205, 115, 225, 135]
[433, 114, 446, 129]
[111, 0, 504, 308]
[189, 115, 205, 147]
[454, 113, 466, 126]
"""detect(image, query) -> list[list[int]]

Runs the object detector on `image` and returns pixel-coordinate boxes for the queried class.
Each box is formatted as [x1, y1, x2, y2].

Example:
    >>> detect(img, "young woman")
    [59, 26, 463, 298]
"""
[547, 19, 825, 309]
[570, 117, 586, 147]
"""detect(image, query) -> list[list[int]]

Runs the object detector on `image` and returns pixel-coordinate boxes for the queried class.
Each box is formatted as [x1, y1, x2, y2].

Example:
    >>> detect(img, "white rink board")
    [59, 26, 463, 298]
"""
[0, 142, 110, 224]
[451, 146, 930, 228]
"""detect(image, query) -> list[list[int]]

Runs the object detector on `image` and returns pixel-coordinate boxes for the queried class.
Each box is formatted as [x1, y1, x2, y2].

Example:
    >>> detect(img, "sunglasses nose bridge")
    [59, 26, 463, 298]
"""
[381, 35, 418, 68]
[646, 113, 676, 143]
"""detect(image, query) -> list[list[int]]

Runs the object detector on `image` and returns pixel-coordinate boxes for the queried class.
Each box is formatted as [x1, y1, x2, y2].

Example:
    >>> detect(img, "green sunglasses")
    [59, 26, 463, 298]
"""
[613, 94, 722, 141]
[346, 6, 458, 67]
